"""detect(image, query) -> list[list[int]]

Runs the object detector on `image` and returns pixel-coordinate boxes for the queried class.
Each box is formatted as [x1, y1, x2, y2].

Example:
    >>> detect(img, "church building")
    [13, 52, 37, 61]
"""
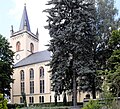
[10, 4, 87, 104]
[10, 4, 53, 104]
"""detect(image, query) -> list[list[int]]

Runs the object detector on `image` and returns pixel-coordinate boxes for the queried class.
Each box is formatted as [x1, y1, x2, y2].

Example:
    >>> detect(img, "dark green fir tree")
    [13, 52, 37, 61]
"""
[44, 0, 96, 107]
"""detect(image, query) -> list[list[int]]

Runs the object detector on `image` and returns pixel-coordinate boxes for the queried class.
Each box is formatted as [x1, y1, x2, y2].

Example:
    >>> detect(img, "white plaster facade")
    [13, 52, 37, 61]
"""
[10, 30, 39, 64]
[11, 62, 52, 103]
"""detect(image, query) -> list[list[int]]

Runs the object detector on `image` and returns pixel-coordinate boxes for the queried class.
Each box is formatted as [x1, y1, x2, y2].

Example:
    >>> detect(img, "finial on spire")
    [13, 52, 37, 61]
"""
[24, 3, 26, 6]
[24, 0, 27, 6]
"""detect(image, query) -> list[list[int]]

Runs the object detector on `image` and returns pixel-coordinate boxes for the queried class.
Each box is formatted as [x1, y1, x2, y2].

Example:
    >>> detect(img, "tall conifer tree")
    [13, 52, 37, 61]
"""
[44, 0, 96, 107]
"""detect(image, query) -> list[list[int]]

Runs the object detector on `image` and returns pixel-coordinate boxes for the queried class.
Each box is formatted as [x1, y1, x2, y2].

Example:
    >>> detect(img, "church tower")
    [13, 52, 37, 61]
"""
[10, 4, 39, 64]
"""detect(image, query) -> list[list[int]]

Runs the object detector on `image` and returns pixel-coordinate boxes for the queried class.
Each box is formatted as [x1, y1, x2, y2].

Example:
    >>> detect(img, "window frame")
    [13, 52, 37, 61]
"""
[20, 97, 24, 103]
[30, 68, 34, 80]
[40, 67, 44, 78]
[16, 41, 21, 51]
[30, 43, 34, 53]
[29, 96, 34, 104]
[39, 96, 44, 103]
[20, 70, 24, 81]
[21, 82, 25, 94]
[40, 80, 44, 93]
[30, 81, 34, 94]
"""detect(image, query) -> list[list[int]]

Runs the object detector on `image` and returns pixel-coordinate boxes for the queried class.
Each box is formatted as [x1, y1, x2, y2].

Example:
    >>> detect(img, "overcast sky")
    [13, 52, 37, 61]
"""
[0, 0, 120, 50]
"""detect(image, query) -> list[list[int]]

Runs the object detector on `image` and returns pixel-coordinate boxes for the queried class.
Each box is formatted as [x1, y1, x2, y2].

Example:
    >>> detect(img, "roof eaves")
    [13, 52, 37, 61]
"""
[14, 59, 50, 68]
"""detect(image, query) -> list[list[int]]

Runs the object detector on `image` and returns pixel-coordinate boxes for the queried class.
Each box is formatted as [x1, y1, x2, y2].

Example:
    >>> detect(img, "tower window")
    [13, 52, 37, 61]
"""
[30, 43, 34, 53]
[16, 41, 21, 51]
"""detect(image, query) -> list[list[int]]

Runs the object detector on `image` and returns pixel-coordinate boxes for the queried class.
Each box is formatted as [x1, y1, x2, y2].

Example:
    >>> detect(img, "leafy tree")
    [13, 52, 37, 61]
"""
[95, 0, 118, 70]
[106, 30, 120, 96]
[100, 83, 114, 109]
[44, 0, 96, 106]
[0, 34, 14, 96]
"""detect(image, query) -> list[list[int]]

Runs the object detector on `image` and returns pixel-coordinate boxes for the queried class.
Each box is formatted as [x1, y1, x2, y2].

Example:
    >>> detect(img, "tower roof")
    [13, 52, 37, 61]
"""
[19, 4, 31, 31]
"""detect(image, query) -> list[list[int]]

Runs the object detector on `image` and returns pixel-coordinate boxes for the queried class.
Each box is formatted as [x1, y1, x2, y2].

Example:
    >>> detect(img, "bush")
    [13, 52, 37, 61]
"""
[7, 103, 25, 109]
[0, 93, 8, 109]
[82, 99, 102, 109]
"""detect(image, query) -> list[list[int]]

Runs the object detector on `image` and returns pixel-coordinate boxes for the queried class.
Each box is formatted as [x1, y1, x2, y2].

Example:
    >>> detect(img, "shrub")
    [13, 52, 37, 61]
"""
[82, 99, 102, 109]
[0, 93, 8, 109]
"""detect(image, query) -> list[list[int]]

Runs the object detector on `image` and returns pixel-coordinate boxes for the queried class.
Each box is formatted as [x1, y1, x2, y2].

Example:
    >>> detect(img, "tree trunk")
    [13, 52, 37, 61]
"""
[92, 78, 96, 99]
[71, 72, 80, 109]
[70, 58, 79, 109]
[73, 72, 77, 107]
[63, 92, 67, 105]
[55, 95, 57, 105]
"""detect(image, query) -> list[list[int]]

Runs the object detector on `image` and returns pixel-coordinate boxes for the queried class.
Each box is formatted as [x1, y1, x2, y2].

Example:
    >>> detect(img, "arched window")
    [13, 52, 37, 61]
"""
[30, 68, 34, 80]
[30, 81, 34, 94]
[40, 67, 44, 93]
[30, 43, 34, 53]
[16, 41, 20, 51]
[29, 68, 34, 94]
[40, 67, 44, 78]
[20, 70, 24, 81]
[20, 70, 25, 93]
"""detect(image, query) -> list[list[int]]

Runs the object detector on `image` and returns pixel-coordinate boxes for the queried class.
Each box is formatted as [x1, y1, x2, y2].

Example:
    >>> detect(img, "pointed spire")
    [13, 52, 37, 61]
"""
[19, 4, 31, 31]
